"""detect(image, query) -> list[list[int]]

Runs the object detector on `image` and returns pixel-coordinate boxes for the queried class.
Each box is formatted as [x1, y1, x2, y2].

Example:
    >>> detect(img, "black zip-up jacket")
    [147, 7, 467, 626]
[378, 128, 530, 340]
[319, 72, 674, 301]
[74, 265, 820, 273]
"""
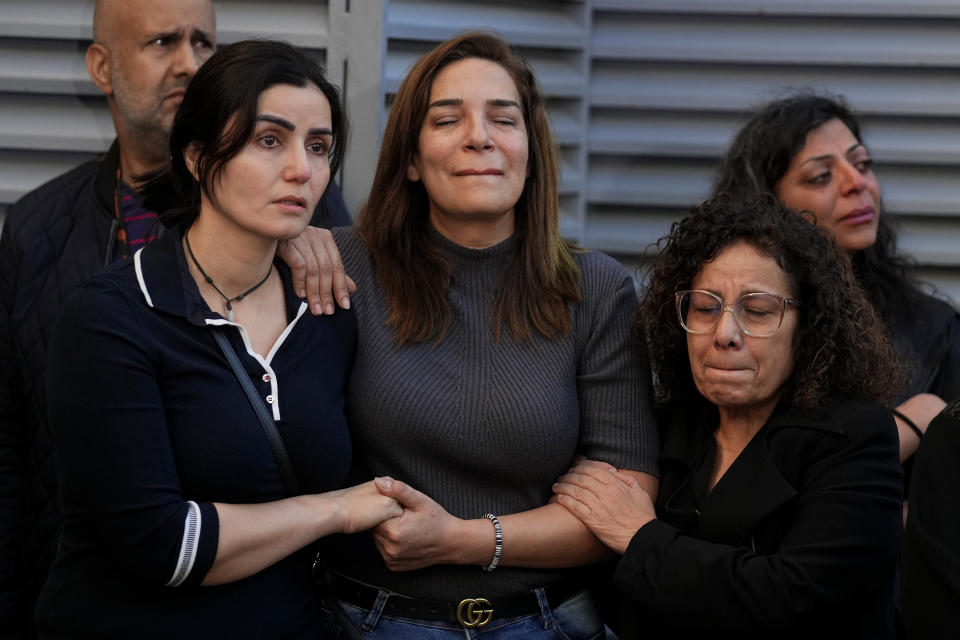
[887, 289, 960, 404]
[0, 141, 121, 637]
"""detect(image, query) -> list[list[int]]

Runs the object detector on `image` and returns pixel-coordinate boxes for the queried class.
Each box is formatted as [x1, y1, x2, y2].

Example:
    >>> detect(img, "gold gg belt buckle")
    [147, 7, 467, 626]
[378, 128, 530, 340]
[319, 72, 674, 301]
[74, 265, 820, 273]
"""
[457, 597, 493, 628]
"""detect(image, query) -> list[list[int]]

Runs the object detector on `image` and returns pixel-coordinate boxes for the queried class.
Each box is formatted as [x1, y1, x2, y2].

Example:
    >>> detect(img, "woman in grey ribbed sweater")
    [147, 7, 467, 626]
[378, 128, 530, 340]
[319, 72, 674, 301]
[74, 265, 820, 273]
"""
[318, 32, 659, 639]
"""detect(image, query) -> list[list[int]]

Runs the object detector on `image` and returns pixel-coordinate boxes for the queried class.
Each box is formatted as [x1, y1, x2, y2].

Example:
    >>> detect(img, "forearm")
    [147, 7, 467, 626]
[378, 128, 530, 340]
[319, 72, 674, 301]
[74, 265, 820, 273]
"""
[894, 393, 946, 462]
[442, 503, 612, 569]
[204, 493, 341, 585]
[208, 480, 400, 584]
[446, 471, 657, 569]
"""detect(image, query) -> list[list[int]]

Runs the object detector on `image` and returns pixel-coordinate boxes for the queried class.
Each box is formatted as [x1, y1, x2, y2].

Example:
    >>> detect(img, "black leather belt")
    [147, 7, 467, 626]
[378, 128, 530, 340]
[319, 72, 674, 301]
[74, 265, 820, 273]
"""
[324, 571, 583, 628]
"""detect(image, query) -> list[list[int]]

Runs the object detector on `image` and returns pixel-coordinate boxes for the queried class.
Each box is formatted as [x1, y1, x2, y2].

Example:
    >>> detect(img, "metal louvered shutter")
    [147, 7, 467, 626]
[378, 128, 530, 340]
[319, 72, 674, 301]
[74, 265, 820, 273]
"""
[3, 0, 959, 308]
[0, 0, 336, 227]
[587, 1, 960, 304]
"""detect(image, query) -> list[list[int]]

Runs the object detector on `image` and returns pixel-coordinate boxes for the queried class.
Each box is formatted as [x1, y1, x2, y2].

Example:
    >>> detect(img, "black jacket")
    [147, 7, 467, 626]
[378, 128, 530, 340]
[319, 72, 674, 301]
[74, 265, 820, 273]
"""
[901, 399, 960, 639]
[613, 398, 903, 639]
[888, 290, 960, 404]
[0, 143, 120, 636]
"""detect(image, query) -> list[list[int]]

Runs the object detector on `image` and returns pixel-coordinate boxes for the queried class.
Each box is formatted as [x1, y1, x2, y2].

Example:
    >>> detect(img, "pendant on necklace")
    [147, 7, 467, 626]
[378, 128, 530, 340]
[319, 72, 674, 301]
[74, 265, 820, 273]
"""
[226, 302, 234, 322]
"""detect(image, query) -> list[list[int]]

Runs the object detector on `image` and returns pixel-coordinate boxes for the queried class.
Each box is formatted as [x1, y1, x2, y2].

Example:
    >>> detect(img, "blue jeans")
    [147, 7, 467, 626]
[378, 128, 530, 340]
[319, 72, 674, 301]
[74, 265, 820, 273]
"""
[318, 587, 609, 639]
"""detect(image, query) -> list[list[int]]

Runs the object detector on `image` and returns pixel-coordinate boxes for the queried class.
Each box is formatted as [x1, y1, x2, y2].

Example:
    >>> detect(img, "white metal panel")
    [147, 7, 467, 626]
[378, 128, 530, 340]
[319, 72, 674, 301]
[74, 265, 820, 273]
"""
[386, 0, 587, 48]
[863, 118, 960, 165]
[877, 166, 960, 217]
[0, 150, 96, 205]
[0, 39, 95, 96]
[215, 0, 332, 47]
[588, 157, 713, 207]
[383, 42, 588, 97]
[600, 1, 960, 18]
[898, 218, 960, 267]
[590, 109, 740, 157]
[583, 206, 681, 255]
[0, 1, 91, 40]
[594, 14, 960, 67]
[593, 110, 960, 165]
[590, 62, 960, 116]
[0, 94, 113, 153]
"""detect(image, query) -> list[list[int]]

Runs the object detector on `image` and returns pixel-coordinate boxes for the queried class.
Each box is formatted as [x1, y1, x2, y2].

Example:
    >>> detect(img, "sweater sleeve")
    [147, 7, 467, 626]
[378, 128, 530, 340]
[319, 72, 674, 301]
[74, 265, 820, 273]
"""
[46, 277, 219, 588]
[574, 253, 658, 475]
[613, 403, 902, 633]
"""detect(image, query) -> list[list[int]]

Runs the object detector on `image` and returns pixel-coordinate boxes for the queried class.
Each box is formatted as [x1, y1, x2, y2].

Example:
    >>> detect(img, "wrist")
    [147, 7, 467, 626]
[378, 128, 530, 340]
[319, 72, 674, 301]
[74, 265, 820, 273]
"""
[612, 516, 654, 555]
[304, 492, 346, 538]
[446, 517, 497, 566]
[893, 414, 922, 462]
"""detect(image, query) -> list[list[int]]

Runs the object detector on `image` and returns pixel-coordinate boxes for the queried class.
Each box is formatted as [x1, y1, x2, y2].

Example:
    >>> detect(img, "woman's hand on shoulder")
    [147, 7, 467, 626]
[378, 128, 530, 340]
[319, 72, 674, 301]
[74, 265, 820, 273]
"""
[552, 459, 656, 555]
[276, 226, 356, 316]
[327, 478, 403, 534]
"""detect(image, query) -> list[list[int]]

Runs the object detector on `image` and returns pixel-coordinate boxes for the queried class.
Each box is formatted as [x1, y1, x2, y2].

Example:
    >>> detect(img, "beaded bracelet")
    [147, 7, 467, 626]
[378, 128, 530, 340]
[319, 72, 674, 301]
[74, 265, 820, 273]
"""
[483, 513, 503, 572]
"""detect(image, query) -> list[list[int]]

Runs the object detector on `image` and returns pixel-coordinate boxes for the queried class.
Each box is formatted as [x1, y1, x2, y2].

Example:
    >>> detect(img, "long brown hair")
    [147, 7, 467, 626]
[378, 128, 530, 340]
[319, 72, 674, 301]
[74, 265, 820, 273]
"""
[357, 31, 579, 345]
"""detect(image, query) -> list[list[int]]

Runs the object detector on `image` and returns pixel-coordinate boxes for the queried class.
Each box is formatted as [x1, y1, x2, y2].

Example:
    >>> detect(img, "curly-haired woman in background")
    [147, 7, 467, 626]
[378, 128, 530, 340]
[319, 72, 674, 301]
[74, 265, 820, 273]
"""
[555, 196, 904, 639]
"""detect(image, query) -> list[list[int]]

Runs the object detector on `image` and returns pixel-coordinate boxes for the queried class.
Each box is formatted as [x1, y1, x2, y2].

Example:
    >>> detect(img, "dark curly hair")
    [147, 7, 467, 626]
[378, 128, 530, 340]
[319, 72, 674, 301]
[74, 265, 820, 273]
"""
[640, 194, 904, 415]
[712, 91, 920, 325]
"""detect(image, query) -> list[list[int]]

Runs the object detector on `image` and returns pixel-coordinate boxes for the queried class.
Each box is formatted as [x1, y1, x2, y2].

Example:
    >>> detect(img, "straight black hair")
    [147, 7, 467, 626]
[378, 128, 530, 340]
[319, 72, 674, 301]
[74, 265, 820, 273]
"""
[141, 39, 347, 229]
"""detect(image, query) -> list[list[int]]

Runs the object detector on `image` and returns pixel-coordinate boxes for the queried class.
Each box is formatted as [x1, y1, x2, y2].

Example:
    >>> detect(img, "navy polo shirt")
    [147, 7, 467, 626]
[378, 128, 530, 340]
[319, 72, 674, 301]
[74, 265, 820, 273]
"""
[37, 230, 355, 637]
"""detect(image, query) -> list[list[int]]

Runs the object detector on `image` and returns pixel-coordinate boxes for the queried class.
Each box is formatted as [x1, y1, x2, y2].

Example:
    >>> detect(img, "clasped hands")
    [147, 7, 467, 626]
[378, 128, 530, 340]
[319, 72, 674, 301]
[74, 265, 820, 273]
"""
[369, 477, 467, 572]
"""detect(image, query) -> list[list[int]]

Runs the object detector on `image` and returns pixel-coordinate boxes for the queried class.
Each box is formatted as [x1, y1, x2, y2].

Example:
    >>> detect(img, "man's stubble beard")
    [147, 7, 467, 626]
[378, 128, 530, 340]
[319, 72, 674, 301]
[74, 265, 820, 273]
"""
[111, 68, 178, 168]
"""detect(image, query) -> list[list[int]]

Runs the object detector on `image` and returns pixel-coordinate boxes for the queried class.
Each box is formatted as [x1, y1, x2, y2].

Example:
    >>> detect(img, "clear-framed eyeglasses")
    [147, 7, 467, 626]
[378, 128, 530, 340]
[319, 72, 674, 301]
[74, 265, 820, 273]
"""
[675, 289, 800, 338]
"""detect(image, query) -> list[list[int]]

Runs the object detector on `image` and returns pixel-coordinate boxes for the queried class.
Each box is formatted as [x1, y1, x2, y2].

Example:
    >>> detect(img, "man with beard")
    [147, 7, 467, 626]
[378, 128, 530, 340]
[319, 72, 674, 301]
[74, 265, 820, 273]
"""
[0, 0, 349, 634]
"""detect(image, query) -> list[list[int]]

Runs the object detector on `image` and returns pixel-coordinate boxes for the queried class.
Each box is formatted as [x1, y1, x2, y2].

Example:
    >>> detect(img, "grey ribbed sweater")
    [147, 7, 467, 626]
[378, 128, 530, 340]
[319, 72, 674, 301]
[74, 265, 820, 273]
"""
[325, 226, 658, 599]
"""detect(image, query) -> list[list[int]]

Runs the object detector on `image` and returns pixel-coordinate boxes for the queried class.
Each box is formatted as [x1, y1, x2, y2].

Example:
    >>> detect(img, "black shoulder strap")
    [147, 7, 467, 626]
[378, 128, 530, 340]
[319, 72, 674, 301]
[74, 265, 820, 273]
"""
[211, 327, 300, 495]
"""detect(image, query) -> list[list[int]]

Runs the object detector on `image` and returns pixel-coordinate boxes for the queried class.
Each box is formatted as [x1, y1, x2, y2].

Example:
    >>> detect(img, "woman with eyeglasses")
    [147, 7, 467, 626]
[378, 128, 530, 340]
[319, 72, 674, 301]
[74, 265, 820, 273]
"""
[554, 195, 904, 639]
[712, 92, 959, 466]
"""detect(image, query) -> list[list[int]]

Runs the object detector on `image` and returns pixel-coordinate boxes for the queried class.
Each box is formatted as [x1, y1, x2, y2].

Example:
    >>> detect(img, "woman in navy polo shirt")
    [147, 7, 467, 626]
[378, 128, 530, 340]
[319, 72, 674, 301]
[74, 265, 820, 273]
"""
[36, 40, 400, 638]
